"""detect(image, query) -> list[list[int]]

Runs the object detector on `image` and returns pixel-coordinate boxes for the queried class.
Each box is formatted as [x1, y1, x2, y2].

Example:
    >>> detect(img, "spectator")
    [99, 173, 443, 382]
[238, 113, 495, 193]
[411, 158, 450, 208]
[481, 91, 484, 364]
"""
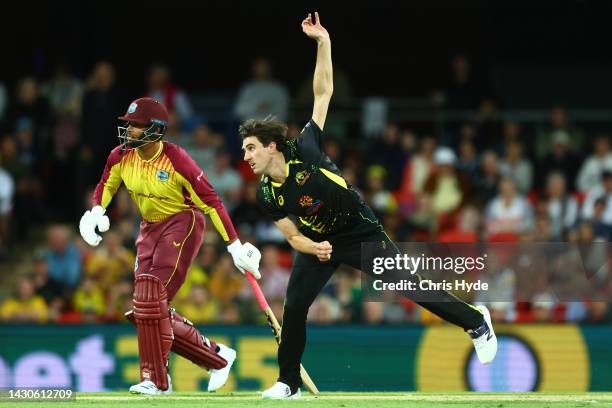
[433, 53, 484, 110]
[205, 148, 243, 213]
[423, 147, 469, 218]
[103, 280, 133, 322]
[470, 150, 502, 209]
[474, 96, 503, 151]
[41, 62, 83, 159]
[308, 294, 341, 324]
[162, 111, 191, 147]
[234, 57, 289, 122]
[584, 301, 612, 323]
[589, 198, 612, 241]
[84, 231, 135, 292]
[581, 170, 612, 226]
[72, 276, 105, 322]
[474, 252, 516, 322]
[0, 276, 48, 323]
[179, 284, 220, 324]
[183, 124, 220, 175]
[146, 64, 193, 124]
[295, 67, 353, 109]
[31, 252, 66, 306]
[500, 141, 532, 194]
[0, 151, 14, 258]
[545, 172, 578, 240]
[364, 165, 397, 218]
[260, 245, 290, 301]
[537, 130, 580, 191]
[536, 105, 584, 159]
[80, 61, 126, 188]
[173, 244, 215, 307]
[45, 225, 81, 289]
[368, 124, 406, 189]
[577, 135, 612, 193]
[396, 135, 436, 216]
[42, 63, 84, 221]
[485, 176, 534, 237]
[456, 138, 479, 181]
[0, 136, 44, 242]
[231, 181, 267, 235]
[207, 254, 244, 305]
[5, 77, 51, 162]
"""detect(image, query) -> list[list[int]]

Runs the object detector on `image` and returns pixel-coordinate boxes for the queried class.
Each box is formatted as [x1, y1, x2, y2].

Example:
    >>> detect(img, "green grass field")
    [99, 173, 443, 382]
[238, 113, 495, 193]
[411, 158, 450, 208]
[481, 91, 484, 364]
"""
[6, 392, 612, 408]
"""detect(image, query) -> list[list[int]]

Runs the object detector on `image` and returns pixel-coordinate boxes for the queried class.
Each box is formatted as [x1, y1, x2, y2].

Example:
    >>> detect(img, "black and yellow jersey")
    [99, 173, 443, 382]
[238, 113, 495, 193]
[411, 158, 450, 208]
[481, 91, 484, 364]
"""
[257, 120, 379, 238]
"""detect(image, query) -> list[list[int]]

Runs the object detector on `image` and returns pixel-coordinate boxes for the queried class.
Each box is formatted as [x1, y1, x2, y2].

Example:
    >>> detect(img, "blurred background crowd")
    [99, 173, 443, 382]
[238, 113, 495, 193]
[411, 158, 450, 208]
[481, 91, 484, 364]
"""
[1, 2, 611, 327]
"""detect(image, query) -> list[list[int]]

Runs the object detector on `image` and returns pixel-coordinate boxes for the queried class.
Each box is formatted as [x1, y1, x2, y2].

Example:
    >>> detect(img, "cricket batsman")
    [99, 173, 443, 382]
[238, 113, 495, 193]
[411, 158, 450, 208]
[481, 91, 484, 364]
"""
[240, 13, 497, 399]
[79, 97, 262, 395]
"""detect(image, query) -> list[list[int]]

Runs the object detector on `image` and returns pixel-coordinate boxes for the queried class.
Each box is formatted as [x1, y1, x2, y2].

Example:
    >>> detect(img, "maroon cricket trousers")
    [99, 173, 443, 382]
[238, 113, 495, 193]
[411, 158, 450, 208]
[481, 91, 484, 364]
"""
[134, 208, 204, 301]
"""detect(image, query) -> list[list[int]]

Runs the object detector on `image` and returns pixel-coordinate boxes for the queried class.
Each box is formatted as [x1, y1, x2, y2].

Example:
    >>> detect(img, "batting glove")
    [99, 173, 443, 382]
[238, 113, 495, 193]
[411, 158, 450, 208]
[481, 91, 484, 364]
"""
[79, 205, 110, 247]
[228, 239, 262, 279]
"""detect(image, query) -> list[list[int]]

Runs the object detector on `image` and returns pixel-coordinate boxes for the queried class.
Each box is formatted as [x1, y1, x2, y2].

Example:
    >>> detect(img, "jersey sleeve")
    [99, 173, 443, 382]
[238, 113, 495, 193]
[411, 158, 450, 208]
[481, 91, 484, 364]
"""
[168, 145, 238, 242]
[92, 147, 124, 208]
[256, 183, 287, 221]
[294, 119, 324, 164]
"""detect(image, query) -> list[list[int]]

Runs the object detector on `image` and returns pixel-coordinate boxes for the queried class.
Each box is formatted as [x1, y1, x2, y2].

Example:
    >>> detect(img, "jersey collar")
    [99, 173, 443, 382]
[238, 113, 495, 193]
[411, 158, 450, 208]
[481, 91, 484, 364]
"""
[136, 142, 164, 162]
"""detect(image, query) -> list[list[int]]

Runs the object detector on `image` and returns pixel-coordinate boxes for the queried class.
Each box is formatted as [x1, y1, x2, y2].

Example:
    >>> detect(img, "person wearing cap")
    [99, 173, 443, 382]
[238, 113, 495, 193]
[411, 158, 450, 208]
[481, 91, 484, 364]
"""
[423, 146, 469, 218]
[78, 97, 262, 395]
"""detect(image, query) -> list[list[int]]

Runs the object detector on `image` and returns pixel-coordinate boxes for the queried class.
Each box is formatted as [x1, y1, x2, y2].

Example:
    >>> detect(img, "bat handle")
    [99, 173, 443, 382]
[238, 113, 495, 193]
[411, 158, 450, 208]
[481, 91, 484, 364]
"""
[246, 270, 270, 310]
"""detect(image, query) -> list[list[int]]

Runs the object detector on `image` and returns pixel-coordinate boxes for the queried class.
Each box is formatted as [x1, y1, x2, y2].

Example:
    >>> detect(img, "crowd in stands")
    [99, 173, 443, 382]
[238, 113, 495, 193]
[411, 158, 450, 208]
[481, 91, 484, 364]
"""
[0, 54, 611, 325]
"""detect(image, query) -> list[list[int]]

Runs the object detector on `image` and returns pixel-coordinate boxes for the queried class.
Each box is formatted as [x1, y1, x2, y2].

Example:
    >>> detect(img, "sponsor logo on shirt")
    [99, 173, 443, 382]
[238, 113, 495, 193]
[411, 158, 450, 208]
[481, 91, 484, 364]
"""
[157, 169, 169, 182]
[278, 195, 285, 206]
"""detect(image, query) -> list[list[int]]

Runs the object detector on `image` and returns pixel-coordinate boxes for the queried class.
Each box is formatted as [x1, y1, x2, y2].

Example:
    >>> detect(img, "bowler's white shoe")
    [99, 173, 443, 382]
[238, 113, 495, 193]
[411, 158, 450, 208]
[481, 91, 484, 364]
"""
[262, 381, 301, 399]
[468, 305, 498, 364]
[207, 344, 236, 392]
[129, 374, 173, 395]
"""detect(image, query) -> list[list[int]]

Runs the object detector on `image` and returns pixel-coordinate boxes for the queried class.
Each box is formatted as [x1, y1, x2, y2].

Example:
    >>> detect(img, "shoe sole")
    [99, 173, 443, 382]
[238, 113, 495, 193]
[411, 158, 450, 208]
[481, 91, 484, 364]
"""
[262, 393, 301, 400]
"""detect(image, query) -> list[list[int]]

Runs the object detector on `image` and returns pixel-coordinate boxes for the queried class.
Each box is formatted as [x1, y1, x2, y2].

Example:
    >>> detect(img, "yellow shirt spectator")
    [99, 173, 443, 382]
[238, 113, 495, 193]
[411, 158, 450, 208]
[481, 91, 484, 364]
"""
[73, 278, 106, 317]
[179, 285, 220, 324]
[173, 264, 209, 308]
[208, 255, 244, 305]
[84, 231, 135, 292]
[0, 296, 48, 323]
[0, 277, 48, 323]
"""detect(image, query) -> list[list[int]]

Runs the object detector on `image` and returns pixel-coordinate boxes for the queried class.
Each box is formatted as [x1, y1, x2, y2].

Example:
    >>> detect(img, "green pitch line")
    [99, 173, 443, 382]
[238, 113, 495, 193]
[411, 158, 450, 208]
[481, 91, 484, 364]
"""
[8, 392, 612, 408]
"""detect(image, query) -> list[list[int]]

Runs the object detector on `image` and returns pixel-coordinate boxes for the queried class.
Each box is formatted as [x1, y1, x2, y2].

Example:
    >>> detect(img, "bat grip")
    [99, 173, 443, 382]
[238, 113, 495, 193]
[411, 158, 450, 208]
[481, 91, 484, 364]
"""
[246, 271, 270, 310]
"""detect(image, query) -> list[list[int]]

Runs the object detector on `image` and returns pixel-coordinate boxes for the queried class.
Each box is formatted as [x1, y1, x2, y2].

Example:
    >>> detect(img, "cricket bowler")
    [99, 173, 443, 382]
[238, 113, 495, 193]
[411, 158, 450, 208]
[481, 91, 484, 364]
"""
[240, 12, 497, 399]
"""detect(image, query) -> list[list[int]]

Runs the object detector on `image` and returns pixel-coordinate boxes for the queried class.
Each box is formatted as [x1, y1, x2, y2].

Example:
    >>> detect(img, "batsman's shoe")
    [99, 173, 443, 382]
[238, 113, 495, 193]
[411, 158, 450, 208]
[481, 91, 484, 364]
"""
[468, 305, 497, 364]
[207, 344, 236, 392]
[129, 374, 173, 395]
[262, 382, 301, 400]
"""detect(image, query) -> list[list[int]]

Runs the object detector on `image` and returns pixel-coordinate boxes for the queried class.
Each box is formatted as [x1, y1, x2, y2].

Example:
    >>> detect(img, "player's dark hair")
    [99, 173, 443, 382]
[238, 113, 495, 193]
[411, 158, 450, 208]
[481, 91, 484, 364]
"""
[239, 115, 289, 152]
